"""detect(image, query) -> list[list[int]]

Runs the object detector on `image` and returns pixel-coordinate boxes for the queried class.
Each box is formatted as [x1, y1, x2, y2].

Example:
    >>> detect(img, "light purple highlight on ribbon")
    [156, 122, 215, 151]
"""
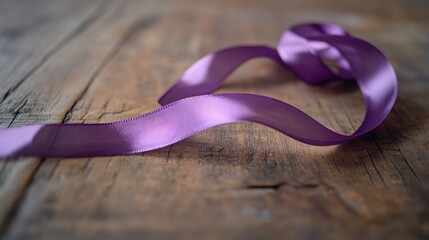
[0, 23, 397, 158]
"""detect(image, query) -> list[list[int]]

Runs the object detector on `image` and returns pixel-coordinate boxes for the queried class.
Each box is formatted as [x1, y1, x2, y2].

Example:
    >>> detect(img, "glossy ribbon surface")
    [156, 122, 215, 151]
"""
[0, 23, 397, 158]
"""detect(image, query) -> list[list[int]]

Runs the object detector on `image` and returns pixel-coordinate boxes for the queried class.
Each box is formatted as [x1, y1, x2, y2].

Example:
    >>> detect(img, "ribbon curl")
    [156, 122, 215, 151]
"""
[0, 23, 397, 158]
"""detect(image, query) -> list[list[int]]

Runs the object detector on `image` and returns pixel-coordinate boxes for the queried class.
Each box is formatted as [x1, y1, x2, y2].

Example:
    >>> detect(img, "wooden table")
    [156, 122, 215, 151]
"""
[0, 0, 428, 239]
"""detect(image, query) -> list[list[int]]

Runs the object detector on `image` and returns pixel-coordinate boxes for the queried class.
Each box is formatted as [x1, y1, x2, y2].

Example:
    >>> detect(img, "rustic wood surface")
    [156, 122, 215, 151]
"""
[0, 0, 428, 239]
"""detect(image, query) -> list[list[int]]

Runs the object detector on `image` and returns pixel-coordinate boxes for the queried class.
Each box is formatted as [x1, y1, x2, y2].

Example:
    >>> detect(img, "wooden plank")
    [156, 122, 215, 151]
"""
[0, 0, 170, 236]
[1, 0, 429, 239]
[0, 0, 105, 231]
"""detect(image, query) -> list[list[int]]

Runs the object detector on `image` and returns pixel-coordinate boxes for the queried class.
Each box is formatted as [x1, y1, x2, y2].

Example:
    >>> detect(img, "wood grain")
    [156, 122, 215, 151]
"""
[0, 0, 428, 239]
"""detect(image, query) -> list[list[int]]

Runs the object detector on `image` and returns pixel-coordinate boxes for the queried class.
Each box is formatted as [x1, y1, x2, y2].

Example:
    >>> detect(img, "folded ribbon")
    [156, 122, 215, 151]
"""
[0, 23, 397, 158]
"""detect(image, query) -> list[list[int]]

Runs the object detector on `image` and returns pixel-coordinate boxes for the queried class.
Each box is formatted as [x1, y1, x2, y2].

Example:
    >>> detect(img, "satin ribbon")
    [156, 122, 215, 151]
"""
[0, 23, 397, 158]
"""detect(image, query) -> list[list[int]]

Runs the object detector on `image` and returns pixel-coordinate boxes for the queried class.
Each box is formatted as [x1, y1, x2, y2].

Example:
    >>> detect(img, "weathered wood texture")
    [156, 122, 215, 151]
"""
[0, 0, 428, 239]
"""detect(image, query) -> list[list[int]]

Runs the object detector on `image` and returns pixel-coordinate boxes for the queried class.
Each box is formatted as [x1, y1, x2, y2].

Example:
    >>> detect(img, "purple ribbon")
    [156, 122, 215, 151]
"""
[0, 23, 397, 158]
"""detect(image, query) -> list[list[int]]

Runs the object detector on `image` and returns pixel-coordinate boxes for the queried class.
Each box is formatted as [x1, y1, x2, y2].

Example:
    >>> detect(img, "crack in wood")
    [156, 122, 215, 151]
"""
[365, 147, 387, 187]
[7, 99, 27, 128]
[385, 125, 421, 182]
[245, 181, 286, 190]
[358, 156, 375, 184]
[370, 133, 407, 186]
[244, 181, 320, 191]
[166, 145, 173, 162]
